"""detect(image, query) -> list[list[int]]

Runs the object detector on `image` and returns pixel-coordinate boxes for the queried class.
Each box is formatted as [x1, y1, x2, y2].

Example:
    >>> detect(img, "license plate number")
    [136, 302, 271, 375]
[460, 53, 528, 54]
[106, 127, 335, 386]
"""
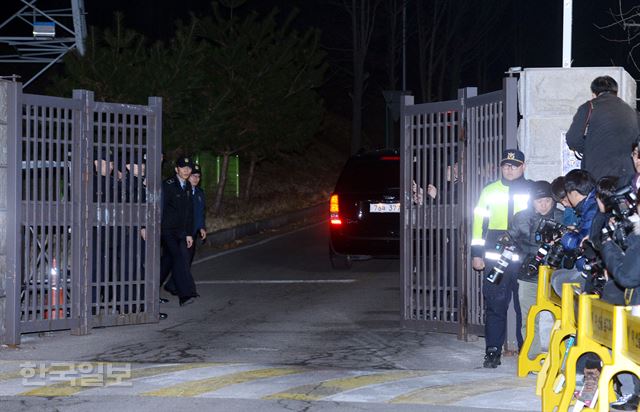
[369, 203, 400, 213]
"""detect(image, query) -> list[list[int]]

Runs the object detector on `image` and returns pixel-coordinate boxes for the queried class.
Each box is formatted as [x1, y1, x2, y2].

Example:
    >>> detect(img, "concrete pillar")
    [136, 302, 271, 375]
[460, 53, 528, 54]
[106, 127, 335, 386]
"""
[518, 67, 636, 182]
[0, 81, 9, 340]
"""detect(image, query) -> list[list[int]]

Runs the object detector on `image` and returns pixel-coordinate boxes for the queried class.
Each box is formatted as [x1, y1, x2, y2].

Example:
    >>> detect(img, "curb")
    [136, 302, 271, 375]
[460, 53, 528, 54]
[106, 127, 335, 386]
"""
[203, 203, 328, 249]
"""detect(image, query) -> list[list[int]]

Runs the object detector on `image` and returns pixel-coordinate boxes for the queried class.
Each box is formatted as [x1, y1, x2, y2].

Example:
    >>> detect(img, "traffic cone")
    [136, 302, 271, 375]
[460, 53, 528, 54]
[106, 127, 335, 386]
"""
[45, 258, 64, 319]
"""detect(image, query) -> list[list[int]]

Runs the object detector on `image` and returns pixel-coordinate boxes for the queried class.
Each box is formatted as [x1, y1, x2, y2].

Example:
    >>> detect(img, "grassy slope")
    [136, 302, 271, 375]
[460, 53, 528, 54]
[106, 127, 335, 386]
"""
[206, 113, 350, 231]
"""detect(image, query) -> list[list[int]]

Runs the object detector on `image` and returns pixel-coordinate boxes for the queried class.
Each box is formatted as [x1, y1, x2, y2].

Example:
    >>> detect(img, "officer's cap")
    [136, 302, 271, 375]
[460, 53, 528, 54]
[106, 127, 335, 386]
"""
[500, 149, 525, 166]
[175, 156, 194, 169]
[191, 163, 202, 176]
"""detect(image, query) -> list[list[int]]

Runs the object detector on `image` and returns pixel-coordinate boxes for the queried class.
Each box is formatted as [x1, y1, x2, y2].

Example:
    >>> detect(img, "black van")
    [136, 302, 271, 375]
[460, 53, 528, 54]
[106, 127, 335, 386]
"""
[329, 149, 400, 268]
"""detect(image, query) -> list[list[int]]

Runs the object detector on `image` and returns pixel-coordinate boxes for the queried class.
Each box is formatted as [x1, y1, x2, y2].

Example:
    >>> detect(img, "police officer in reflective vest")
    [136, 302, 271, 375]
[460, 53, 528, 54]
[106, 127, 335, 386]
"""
[160, 157, 199, 307]
[471, 149, 532, 368]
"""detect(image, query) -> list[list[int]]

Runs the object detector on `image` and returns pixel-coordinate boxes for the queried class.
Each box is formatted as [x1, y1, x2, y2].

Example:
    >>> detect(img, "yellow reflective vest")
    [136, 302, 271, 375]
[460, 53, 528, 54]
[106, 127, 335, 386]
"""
[471, 178, 532, 259]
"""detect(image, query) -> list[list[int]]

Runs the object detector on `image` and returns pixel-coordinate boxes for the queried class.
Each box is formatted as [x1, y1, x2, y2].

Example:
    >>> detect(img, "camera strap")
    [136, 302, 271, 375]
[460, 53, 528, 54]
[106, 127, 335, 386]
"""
[582, 100, 594, 138]
[625, 288, 634, 306]
[574, 100, 594, 161]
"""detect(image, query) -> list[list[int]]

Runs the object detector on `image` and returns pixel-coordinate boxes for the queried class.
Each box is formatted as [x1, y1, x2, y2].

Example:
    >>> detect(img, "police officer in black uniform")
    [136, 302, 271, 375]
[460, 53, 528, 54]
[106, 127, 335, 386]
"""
[187, 163, 207, 264]
[160, 157, 198, 307]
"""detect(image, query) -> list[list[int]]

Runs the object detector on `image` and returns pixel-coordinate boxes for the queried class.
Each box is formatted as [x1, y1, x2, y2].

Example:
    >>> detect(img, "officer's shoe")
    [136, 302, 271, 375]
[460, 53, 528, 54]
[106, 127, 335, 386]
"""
[179, 296, 196, 306]
[159, 297, 169, 304]
[483, 347, 501, 368]
[159, 313, 168, 320]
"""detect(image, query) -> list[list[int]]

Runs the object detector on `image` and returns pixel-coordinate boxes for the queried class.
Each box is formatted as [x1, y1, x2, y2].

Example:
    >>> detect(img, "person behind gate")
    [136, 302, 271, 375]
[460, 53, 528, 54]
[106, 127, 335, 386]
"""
[471, 149, 533, 368]
[160, 156, 199, 307]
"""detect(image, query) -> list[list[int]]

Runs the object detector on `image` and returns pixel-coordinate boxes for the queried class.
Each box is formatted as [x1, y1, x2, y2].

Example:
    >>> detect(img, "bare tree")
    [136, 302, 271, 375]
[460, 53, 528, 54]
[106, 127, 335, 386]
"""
[597, 2, 640, 75]
[414, 1, 508, 102]
[381, 0, 405, 91]
[338, 0, 383, 154]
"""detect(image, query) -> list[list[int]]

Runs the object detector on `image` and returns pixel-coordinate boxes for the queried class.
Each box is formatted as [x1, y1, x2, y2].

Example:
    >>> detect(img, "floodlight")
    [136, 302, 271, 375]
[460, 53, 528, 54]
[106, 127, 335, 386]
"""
[33, 22, 55, 38]
[0, 0, 88, 87]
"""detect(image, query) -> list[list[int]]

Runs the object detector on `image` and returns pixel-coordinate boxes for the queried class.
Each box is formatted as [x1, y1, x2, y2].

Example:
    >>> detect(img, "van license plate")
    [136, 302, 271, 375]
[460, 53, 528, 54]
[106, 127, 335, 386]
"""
[369, 203, 400, 213]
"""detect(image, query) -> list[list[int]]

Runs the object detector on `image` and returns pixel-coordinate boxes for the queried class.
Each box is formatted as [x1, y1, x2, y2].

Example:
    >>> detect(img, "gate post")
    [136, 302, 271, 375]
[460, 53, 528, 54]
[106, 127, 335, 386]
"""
[503, 77, 518, 149]
[503, 76, 521, 354]
[1, 80, 20, 345]
[457, 87, 477, 342]
[70, 89, 93, 336]
[399, 94, 414, 322]
[147, 96, 162, 321]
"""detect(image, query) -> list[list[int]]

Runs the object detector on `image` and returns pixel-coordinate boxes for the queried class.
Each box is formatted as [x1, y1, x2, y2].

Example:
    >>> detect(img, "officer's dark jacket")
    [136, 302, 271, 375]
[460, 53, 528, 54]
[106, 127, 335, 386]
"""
[601, 228, 640, 305]
[93, 173, 120, 203]
[192, 186, 206, 235]
[161, 176, 193, 238]
[125, 171, 146, 204]
[507, 206, 564, 283]
[565, 92, 640, 181]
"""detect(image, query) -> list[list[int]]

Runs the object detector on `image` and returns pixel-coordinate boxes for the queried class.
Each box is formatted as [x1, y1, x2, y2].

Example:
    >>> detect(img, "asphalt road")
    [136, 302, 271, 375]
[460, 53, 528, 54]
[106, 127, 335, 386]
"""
[0, 222, 539, 411]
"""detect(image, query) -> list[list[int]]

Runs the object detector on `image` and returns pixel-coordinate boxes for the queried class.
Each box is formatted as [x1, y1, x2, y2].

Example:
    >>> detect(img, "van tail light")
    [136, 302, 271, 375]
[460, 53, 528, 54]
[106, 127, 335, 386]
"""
[330, 194, 342, 225]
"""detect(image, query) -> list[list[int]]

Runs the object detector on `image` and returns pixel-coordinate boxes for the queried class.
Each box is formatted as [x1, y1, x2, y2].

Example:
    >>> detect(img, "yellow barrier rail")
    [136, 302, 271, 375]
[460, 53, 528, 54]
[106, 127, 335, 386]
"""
[557, 295, 614, 412]
[538, 282, 580, 412]
[518, 265, 562, 378]
[532, 275, 640, 412]
[595, 306, 640, 412]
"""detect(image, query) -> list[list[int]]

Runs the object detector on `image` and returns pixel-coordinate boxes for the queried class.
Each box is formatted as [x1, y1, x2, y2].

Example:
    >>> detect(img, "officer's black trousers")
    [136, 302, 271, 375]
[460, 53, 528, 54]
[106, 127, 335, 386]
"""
[482, 266, 523, 353]
[160, 231, 197, 299]
[187, 238, 197, 265]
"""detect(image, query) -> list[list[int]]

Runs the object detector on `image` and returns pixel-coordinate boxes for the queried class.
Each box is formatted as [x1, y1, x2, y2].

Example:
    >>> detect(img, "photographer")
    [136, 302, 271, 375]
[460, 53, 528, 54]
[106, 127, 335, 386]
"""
[550, 170, 598, 297]
[507, 181, 563, 355]
[565, 75, 639, 181]
[551, 176, 579, 227]
[598, 182, 640, 410]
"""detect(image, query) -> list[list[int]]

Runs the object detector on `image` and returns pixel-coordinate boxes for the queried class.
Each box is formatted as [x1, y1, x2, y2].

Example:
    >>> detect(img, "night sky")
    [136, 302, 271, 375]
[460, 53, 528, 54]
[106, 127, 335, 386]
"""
[0, 0, 637, 141]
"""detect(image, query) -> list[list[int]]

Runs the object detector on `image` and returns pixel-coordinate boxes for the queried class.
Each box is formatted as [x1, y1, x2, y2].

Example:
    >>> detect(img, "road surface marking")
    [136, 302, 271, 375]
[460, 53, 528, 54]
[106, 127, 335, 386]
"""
[142, 367, 303, 397]
[264, 370, 430, 401]
[390, 376, 533, 404]
[19, 362, 222, 397]
[195, 279, 356, 285]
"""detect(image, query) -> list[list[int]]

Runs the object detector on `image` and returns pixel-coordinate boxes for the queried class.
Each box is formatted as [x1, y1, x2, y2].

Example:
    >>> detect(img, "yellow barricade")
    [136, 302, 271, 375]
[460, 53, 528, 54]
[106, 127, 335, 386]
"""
[538, 283, 581, 412]
[518, 265, 562, 378]
[557, 295, 614, 412]
[595, 306, 640, 412]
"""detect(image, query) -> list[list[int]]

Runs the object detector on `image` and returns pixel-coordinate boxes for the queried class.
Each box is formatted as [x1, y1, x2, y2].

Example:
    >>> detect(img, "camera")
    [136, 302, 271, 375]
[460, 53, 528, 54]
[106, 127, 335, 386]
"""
[579, 240, 607, 295]
[535, 218, 567, 244]
[486, 233, 518, 284]
[524, 219, 570, 277]
[603, 185, 638, 218]
[602, 185, 639, 250]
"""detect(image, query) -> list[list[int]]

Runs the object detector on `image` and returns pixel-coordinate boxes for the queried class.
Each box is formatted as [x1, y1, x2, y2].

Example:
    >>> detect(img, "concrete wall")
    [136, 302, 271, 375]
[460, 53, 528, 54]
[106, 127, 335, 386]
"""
[0, 81, 8, 340]
[518, 67, 637, 182]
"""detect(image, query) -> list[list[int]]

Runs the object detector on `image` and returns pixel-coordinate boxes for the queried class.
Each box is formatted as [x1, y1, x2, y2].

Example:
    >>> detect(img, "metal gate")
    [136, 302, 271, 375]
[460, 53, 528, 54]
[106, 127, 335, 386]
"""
[5, 82, 162, 345]
[400, 78, 518, 339]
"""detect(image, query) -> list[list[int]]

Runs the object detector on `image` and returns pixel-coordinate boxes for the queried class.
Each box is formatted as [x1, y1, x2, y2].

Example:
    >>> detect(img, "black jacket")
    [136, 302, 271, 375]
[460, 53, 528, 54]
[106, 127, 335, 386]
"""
[601, 230, 640, 305]
[565, 92, 640, 181]
[507, 206, 564, 282]
[161, 176, 193, 238]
